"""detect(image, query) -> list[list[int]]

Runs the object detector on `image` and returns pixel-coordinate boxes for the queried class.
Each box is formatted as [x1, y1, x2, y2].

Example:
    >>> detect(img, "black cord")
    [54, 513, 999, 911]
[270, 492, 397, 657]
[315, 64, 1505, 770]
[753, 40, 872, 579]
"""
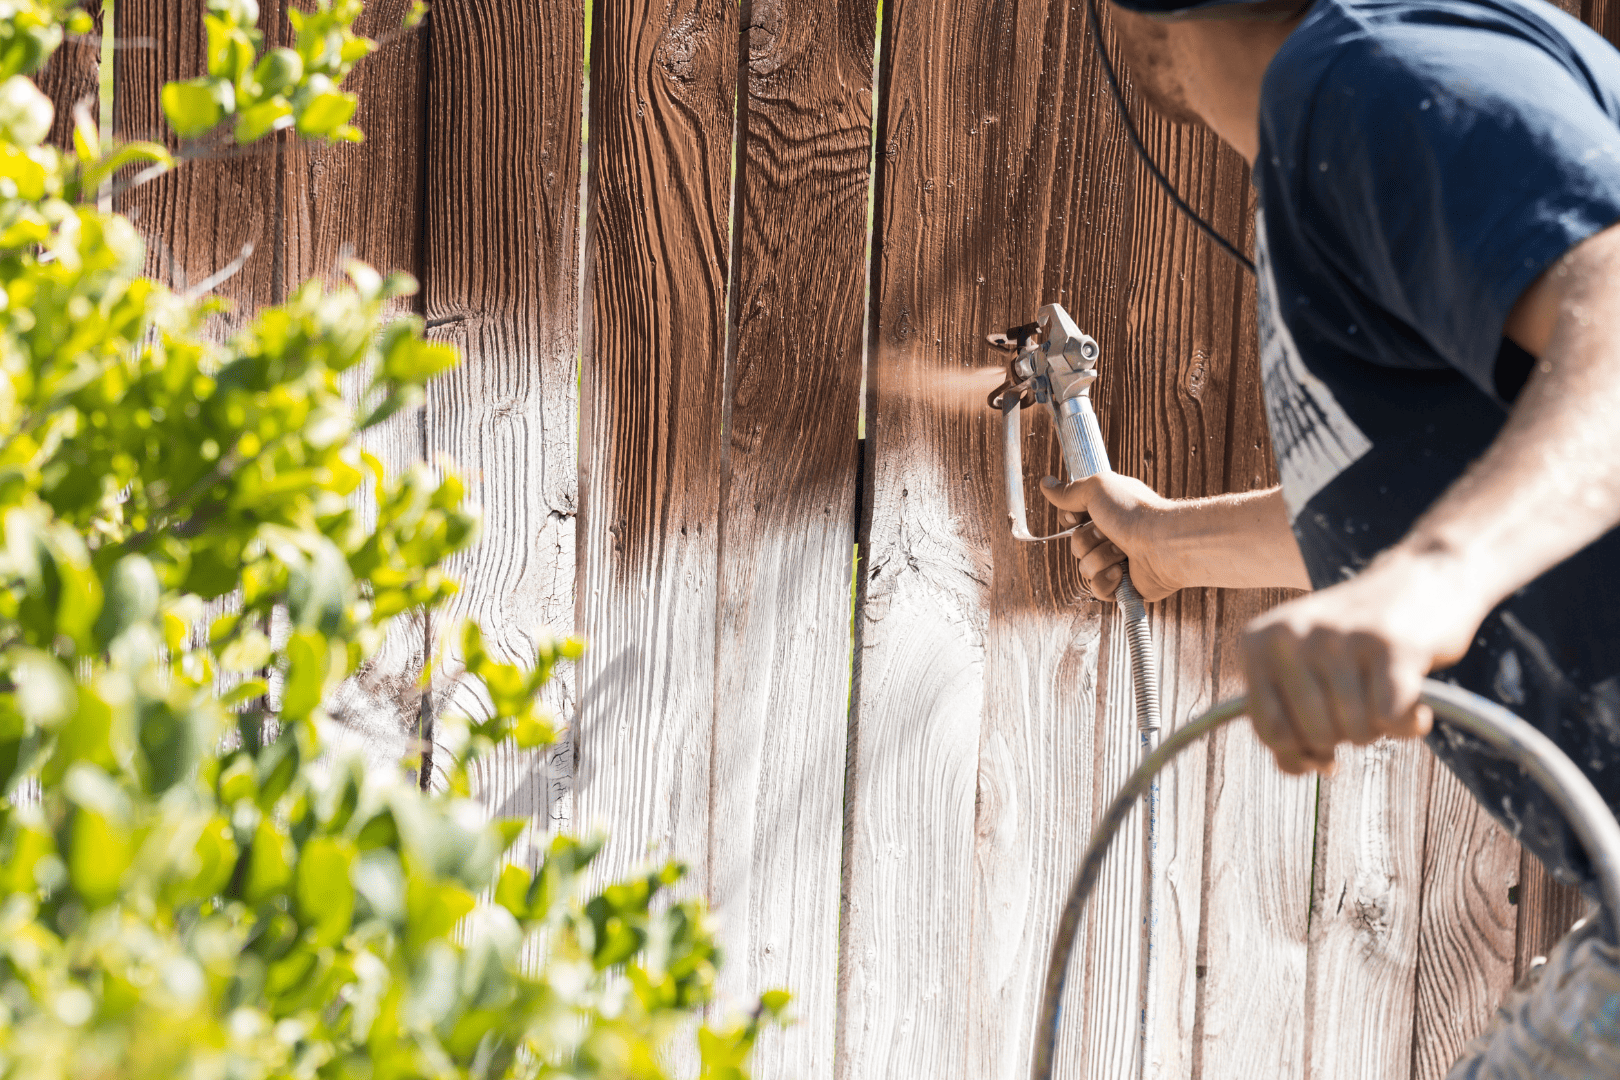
[1083, 0, 1258, 276]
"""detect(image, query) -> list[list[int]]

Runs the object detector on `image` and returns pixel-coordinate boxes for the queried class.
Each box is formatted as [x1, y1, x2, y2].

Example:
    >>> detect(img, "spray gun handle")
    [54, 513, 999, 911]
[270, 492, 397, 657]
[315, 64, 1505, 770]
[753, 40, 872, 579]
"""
[1054, 394, 1111, 481]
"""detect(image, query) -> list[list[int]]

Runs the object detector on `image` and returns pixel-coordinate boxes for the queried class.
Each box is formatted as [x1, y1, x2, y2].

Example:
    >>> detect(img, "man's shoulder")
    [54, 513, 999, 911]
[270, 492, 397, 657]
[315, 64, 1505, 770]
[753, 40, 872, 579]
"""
[1263, 0, 1620, 143]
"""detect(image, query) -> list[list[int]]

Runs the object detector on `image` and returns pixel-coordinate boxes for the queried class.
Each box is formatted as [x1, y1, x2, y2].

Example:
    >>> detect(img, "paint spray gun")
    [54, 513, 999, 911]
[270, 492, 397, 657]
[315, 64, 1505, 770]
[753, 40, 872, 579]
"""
[988, 302, 1165, 1078]
[987, 303, 1161, 739]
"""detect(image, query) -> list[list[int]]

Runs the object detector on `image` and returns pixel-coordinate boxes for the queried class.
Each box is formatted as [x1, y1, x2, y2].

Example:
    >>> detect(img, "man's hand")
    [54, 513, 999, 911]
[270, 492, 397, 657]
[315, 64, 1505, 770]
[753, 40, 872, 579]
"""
[1239, 552, 1485, 774]
[1039, 473, 1184, 600]
[1238, 223, 1620, 775]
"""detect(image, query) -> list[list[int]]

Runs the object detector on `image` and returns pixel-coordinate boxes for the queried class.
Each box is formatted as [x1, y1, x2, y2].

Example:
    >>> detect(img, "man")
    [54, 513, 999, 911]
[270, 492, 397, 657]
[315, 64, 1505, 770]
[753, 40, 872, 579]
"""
[1038, 0, 1620, 1062]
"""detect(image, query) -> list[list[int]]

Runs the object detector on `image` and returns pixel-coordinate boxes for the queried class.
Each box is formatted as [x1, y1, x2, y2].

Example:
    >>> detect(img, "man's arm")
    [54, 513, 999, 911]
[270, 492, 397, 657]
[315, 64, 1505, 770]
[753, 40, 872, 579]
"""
[1039, 476, 1311, 600]
[1241, 222, 1620, 773]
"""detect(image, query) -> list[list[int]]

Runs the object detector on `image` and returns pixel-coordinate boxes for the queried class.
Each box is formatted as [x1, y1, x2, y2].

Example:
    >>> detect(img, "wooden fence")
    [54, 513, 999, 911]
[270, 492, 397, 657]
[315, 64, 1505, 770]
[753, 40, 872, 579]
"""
[36, 0, 1620, 1076]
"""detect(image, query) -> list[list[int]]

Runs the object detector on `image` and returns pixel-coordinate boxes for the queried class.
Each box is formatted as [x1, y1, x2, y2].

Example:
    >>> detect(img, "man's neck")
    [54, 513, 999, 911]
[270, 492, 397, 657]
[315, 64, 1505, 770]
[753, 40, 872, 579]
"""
[1168, 15, 1307, 163]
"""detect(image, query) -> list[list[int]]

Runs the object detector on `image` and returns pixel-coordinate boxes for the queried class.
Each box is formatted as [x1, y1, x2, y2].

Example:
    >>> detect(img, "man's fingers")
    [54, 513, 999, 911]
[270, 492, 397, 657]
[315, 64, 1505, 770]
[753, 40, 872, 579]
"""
[1077, 538, 1126, 582]
[1314, 634, 1375, 746]
[1090, 563, 1123, 601]
[1040, 475, 1096, 514]
[1366, 650, 1430, 740]
[1249, 677, 1313, 775]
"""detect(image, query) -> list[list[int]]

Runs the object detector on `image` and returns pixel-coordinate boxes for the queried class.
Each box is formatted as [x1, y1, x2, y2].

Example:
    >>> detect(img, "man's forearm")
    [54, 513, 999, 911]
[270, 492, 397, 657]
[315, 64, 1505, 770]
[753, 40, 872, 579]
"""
[1161, 486, 1312, 591]
[1380, 227, 1620, 624]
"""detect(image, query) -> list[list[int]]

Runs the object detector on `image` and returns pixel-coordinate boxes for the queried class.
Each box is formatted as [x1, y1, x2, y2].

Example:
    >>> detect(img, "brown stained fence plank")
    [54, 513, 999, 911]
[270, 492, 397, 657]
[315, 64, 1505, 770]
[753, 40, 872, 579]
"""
[844, 0, 1040, 1069]
[575, 0, 735, 898]
[972, 16, 1130, 1076]
[115, 0, 279, 312]
[289, 2, 432, 770]
[1195, 216, 1317, 1080]
[423, 0, 583, 834]
[37, 0, 100, 151]
[1411, 765, 1519, 1080]
[709, 0, 873, 1073]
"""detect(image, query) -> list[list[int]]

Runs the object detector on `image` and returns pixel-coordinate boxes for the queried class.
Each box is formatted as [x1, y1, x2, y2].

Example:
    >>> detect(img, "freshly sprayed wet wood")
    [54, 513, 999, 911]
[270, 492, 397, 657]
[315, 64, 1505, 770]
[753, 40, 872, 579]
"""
[575, 0, 736, 893]
[1192, 194, 1318, 1080]
[424, 0, 583, 829]
[1101, 107, 1259, 1080]
[840, 0, 1137, 1071]
[709, 0, 874, 1073]
[1412, 764, 1519, 1080]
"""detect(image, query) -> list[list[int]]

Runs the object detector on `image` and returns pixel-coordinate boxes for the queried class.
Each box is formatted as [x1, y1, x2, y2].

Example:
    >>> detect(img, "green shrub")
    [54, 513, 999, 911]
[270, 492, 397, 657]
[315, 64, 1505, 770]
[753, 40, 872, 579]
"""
[0, 3, 784, 1077]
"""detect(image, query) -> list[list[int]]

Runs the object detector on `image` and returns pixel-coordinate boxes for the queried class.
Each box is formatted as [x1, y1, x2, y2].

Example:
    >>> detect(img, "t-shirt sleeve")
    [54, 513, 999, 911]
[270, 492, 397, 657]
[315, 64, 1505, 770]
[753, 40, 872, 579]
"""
[1299, 30, 1620, 398]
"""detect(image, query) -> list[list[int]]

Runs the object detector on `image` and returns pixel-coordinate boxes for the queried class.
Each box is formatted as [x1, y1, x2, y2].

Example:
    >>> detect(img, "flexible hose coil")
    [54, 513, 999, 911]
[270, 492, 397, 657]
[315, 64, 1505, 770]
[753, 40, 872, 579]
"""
[1029, 680, 1620, 1080]
[1114, 575, 1160, 735]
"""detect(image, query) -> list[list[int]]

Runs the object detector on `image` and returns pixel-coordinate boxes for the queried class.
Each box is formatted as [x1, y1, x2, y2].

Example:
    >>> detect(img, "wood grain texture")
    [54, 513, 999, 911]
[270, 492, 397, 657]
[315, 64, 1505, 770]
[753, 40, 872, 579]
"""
[36, 1, 100, 151]
[574, 0, 735, 899]
[273, 2, 432, 774]
[424, 0, 583, 832]
[1411, 763, 1519, 1080]
[708, 0, 873, 1074]
[1514, 850, 1589, 976]
[114, 0, 279, 310]
[1192, 210, 1318, 1080]
[1304, 738, 1433, 1080]
[842, 0, 1040, 1070]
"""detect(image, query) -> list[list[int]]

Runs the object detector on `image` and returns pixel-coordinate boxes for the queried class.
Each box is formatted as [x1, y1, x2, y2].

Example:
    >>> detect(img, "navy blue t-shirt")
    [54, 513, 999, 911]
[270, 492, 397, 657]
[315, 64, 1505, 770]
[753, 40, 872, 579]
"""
[1256, 0, 1620, 888]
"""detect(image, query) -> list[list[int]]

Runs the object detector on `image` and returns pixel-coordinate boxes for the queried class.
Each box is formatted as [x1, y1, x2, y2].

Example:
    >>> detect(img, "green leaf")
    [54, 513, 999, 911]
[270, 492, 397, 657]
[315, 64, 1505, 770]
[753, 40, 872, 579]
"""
[245, 816, 293, 903]
[286, 537, 352, 634]
[233, 98, 292, 143]
[0, 76, 52, 147]
[352, 848, 405, 923]
[296, 836, 355, 947]
[406, 879, 477, 952]
[294, 90, 357, 139]
[219, 627, 272, 672]
[93, 554, 161, 647]
[493, 863, 531, 920]
[280, 630, 329, 722]
[70, 809, 133, 907]
[252, 48, 304, 95]
[161, 78, 234, 138]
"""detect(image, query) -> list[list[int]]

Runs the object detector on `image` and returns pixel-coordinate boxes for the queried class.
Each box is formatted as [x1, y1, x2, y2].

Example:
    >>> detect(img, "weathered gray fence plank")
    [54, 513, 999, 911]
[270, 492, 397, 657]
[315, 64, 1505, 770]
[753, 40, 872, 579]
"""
[710, 0, 875, 1072]
[1305, 739, 1433, 1079]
